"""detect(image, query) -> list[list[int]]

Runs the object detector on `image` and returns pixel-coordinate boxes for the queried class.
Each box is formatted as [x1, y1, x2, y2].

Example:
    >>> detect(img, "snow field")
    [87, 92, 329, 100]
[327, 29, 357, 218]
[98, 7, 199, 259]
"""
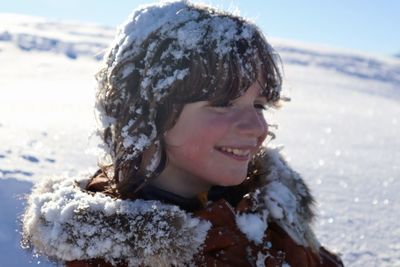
[1, 13, 400, 266]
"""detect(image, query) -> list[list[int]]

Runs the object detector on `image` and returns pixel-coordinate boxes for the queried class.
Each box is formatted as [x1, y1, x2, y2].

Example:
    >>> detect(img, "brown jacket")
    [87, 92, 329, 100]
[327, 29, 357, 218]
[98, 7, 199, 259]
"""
[23, 148, 344, 267]
[66, 174, 343, 267]
[66, 197, 342, 267]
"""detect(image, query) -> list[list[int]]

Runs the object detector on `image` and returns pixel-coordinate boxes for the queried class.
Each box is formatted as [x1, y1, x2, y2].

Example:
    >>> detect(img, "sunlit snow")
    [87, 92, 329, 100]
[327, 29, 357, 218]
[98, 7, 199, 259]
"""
[1, 13, 399, 267]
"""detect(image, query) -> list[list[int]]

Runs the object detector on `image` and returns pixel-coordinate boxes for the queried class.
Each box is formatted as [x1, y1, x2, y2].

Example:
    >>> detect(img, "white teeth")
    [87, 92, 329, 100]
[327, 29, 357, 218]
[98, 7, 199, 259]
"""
[219, 147, 250, 156]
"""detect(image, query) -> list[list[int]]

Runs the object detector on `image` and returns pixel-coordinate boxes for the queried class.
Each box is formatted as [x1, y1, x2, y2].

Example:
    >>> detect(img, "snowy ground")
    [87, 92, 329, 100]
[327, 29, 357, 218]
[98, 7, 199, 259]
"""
[1, 14, 399, 267]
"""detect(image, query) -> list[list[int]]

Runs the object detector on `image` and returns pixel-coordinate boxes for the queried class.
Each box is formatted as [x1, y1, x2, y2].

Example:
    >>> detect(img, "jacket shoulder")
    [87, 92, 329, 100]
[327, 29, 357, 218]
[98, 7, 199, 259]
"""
[22, 175, 211, 266]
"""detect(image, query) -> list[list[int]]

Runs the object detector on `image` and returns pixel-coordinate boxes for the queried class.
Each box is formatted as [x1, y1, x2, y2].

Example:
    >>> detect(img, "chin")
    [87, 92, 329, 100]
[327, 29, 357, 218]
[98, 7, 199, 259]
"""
[216, 176, 246, 187]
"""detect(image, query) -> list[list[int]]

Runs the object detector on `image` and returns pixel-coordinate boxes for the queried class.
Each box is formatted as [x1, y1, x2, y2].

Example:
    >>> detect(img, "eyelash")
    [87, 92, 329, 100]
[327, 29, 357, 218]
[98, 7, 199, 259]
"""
[254, 103, 267, 110]
[212, 102, 233, 108]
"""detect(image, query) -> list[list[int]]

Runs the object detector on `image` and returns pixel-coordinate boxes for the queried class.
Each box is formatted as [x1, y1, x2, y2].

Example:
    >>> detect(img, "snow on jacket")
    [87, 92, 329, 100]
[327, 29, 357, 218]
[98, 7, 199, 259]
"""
[22, 148, 344, 266]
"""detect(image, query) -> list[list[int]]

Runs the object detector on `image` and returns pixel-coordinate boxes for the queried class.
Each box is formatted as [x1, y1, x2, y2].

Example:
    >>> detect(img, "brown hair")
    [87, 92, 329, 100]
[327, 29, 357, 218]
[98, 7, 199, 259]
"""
[95, 1, 282, 198]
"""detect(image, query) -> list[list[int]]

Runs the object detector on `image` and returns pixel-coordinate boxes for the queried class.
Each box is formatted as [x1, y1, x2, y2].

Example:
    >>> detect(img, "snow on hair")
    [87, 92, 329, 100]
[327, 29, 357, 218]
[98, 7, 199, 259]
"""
[95, 0, 282, 197]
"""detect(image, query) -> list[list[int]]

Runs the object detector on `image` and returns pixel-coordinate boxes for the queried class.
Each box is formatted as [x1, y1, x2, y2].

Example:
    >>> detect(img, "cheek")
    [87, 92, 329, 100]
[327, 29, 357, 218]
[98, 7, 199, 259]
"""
[167, 114, 230, 146]
[164, 116, 230, 165]
[176, 144, 206, 161]
[167, 126, 220, 161]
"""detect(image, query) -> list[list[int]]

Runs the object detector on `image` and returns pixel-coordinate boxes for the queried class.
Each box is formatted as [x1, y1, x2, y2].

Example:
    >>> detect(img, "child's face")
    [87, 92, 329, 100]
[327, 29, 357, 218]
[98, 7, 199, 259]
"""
[159, 80, 268, 197]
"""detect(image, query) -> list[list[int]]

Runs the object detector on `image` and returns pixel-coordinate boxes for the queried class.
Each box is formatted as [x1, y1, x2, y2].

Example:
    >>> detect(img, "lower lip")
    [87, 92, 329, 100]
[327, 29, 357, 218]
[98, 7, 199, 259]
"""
[215, 148, 250, 162]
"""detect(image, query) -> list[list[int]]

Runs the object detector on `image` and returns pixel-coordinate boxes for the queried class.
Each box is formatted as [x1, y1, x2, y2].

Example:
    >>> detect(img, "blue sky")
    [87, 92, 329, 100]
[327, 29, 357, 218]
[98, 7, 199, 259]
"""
[1, 0, 399, 56]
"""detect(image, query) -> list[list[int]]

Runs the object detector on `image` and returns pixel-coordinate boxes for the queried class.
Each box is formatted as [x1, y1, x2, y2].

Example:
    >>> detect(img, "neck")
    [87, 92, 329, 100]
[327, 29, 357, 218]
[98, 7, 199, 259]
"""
[151, 166, 211, 198]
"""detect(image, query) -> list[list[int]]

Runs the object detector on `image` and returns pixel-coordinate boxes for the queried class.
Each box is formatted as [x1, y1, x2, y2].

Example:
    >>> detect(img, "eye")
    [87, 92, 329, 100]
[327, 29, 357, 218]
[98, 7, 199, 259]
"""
[254, 103, 267, 110]
[210, 101, 234, 109]
[208, 101, 234, 113]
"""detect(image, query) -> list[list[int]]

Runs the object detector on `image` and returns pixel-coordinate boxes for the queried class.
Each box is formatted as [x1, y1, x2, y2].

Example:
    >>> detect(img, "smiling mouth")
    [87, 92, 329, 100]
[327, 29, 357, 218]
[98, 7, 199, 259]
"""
[215, 146, 251, 161]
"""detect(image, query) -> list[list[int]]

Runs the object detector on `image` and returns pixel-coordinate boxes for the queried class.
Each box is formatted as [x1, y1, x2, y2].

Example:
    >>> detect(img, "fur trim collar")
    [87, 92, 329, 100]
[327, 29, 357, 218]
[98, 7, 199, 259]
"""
[22, 148, 320, 266]
[22, 176, 211, 267]
[247, 147, 320, 251]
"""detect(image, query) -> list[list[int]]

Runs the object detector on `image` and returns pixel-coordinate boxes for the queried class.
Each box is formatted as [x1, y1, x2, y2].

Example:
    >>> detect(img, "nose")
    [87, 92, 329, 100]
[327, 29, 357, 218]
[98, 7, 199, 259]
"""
[235, 108, 268, 139]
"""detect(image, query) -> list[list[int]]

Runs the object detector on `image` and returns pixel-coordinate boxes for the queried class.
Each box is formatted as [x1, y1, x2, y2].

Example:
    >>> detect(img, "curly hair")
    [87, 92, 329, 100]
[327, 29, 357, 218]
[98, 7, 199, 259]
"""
[94, 1, 282, 198]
